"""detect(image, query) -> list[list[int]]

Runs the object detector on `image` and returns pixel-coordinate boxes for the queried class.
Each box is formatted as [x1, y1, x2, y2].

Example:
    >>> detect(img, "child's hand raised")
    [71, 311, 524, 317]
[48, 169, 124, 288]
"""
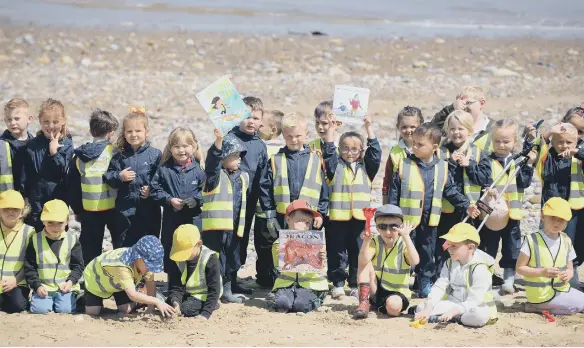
[214, 128, 224, 149]
[48, 130, 63, 155]
[559, 148, 579, 158]
[120, 167, 136, 182]
[360, 229, 373, 242]
[363, 115, 372, 128]
[363, 115, 375, 139]
[397, 222, 415, 238]
[527, 150, 538, 165]
[453, 97, 465, 111]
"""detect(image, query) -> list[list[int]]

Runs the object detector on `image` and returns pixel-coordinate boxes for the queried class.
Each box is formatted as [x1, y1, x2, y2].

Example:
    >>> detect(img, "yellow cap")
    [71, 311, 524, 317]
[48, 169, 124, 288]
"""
[40, 199, 69, 222]
[0, 190, 25, 209]
[440, 223, 480, 244]
[542, 197, 572, 221]
[169, 224, 201, 262]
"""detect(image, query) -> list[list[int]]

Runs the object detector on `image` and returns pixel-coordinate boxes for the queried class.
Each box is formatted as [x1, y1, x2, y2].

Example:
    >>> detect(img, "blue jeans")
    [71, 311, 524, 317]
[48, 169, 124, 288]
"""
[30, 291, 77, 314]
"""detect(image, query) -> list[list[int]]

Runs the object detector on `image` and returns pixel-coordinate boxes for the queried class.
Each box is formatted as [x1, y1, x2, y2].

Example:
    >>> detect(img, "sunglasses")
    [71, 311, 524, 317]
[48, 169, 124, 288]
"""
[376, 223, 401, 231]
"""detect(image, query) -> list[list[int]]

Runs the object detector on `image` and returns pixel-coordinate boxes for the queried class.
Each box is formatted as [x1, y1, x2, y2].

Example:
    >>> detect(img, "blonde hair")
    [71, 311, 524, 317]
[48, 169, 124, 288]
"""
[37, 98, 70, 138]
[442, 110, 474, 151]
[457, 85, 486, 102]
[115, 111, 149, 150]
[4, 98, 29, 118]
[282, 112, 307, 131]
[162, 127, 199, 163]
[491, 119, 519, 150]
[550, 122, 578, 141]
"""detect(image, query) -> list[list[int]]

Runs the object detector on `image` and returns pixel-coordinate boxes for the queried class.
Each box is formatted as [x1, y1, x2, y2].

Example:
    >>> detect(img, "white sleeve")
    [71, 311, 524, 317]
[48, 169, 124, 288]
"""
[460, 264, 492, 314]
[569, 246, 577, 261]
[426, 263, 450, 306]
[519, 238, 530, 257]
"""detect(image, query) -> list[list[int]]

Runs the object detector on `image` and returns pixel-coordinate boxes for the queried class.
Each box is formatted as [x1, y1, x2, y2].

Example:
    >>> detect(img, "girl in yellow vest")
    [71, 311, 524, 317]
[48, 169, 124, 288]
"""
[516, 197, 584, 314]
[353, 205, 419, 319]
[0, 190, 35, 313]
[381, 106, 423, 204]
[24, 199, 83, 314]
[466, 119, 536, 294]
[323, 115, 381, 299]
[83, 235, 176, 317]
[415, 223, 498, 327]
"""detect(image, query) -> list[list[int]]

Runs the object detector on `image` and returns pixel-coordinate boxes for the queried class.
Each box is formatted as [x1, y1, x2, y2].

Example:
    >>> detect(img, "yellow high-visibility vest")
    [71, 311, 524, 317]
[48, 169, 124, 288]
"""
[272, 152, 322, 214]
[371, 235, 411, 299]
[491, 159, 523, 220]
[271, 241, 329, 292]
[0, 140, 14, 193]
[76, 144, 117, 211]
[83, 248, 135, 298]
[440, 145, 482, 213]
[328, 162, 371, 221]
[0, 224, 34, 294]
[177, 246, 223, 301]
[32, 231, 81, 293]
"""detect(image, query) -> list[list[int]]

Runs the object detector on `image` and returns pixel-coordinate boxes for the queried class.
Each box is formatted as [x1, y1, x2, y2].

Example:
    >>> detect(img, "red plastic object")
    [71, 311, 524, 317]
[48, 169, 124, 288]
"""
[542, 311, 556, 323]
[363, 207, 377, 237]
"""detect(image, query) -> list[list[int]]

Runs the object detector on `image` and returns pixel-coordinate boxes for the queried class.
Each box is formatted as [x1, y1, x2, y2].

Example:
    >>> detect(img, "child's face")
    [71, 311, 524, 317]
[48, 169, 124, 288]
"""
[4, 107, 32, 139]
[542, 214, 568, 234]
[283, 125, 308, 151]
[135, 258, 149, 276]
[44, 220, 67, 238]
[222, 152, 241, 171]
[241, 109, 263, 135]
[40, 113, 65, 138]
[398, 116, 419, 144]
[492, 127, 516, 158]
[412, 134, 437, 160]
[448, 118, 470, 147]
[0, 208, 22, 225]
[568, 115, 584, 140]
[124, 119, 148, 148]
[285, 211, 314, 231]
[315, 114, 335, 139]
[170, 139, 195, 164]
[551, 132, 577, 154]
[258, 116, 273, 141]
[461, 95, 484, 119]
[446, 241, 474, 261]
[375, 216, 402, 245]
[340, 136, 362, 163]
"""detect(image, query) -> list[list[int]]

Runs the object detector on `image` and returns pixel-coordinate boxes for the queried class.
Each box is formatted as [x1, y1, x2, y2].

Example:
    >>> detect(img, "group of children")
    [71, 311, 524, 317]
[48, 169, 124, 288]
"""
[0, 86, 583, 325]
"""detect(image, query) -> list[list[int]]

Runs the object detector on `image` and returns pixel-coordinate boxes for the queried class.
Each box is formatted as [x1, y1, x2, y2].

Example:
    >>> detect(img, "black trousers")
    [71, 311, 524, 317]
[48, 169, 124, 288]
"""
[326, 218, 365, 288]
[239, 193, 259, 266]
[435, 212, 462, 277]
[0, 285, 30, 313]
[79, 209, 117, 266]
[202, 229, 241, 283]
[161, 213, 202, 274]
[112, 200, 162, 248]
[413, 217, 438, 279]
[253, 215, 280, 287]
[479, 219, 521, 269]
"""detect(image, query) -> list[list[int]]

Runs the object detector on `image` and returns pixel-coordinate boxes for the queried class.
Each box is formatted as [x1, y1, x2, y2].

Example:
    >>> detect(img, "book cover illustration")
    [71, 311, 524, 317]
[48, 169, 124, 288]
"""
[332, 85, 370, 124]
[196, 75, 251, 134]
[278, 229, 326, 273]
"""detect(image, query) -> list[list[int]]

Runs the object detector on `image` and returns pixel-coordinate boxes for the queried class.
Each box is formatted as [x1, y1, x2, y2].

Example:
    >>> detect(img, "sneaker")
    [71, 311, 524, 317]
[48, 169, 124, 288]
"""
[502, 268, 515, 294]
[331, 286, 345, 299]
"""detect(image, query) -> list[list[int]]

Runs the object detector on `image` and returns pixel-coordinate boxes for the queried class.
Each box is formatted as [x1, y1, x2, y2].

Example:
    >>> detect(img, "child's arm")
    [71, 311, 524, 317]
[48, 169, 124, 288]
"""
[431, 103, 456, 133]
[322, 117, 340, 180]
[257, 154, 276, 214]
[23, 241, 43, 295]
[200, 254, 222, 320]
[388, 170, 401, 206]
[317, 169, 329, 220]
[358, 236, 376, 269]
[66, 155, 83, 216]
[124, 285, 175, 317]
[61, 238, 84, 293]
[416, 263, 450, 318]
[149, 167, 172, 206]
[204, 132, 224, 193]
[49, 137, 74, 175]
[103, 154, 126, 189]
[516, 161, 535, 189]
[165, 262, 185, 312]
[363, 116, 382, 181]
[398, 222, 419, 266]
[465, 152, 492, 187]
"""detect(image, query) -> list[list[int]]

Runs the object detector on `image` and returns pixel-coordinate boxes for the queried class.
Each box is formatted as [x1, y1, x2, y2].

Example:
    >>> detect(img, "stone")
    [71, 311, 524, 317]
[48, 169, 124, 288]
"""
[36, 55, 50, 64]
[567, 49, 579, 56]
[435, 38, 445, 44]
[0, 55, 10, 62]
[412, 60, 428, 68]
[110, 44, 119, 51]
[23, 34, 35, 45]
[186, 39, 194, 46]
[61, 55, 75, 65]
[529, 194, 542, 204]
[81, 58, 92, 67]
[192, 62, 204, 70]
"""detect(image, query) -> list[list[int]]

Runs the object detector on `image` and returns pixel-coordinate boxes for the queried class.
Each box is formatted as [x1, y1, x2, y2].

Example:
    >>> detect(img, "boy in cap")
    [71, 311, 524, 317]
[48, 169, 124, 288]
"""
[271, 200, 328, 313]
[166, 224, 222, 319]
[415, 223, 497, 327]
[83, 235, 176, 317]
[516, 197, 584, 314]
[354, 205, 418, 319]
[24, 199, 83, 314]
[202, 129, 252, 303]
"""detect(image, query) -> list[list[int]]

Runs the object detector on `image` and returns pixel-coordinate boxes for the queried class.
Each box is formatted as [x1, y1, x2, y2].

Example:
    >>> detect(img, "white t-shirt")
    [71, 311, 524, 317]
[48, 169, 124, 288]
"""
[520, 231, 577, 261]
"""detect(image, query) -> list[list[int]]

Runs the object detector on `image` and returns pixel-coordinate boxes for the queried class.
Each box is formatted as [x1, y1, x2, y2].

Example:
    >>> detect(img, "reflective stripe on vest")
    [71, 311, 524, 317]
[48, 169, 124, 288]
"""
[273, 273, 329, 292]
[178, 246, 223, 301]
[202, 171, 249, 237]
[389, 144, 407, 173]
[441, 145, 482, 213]
[83, 248, 134, 298]
[0, 140, 14, 192]
[77, 144, 117, 211]
[539, 150, 584, 210]
[328, 162, 371, 221]
[473, 132, 493, 154]
[491, 159, 523, 220]
[371, 235, 411, 299]
[0, 224, 33, 293]
[399, 158, 447, 227]
[272, 152, 322, 214]
[32, 231, 80, 293]
[524, 232, 571, 304]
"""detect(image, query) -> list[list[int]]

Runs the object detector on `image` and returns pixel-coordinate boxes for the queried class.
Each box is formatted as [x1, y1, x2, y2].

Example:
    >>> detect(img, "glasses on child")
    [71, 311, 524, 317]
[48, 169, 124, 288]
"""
[340, 147, 362, 154]
[376, 223, 401, 231]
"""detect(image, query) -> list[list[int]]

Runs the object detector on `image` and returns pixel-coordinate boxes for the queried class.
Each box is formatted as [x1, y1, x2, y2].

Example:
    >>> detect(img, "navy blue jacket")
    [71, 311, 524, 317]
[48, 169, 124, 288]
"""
[0, 130, 33, 194]
[261, 145, 329, 216]
[389, 155, 470, 217]
[226, 127, 268, 200]
[22, 134, 74, 207]
[323, 138, 382, 183]
[150, 157, 206, 219]
[466, 152, 534, 191]
[103, 142, 161, 217]
[540, 146, 584, 205]
[205, 144, 245, 230]
[67, 140, 112, 215]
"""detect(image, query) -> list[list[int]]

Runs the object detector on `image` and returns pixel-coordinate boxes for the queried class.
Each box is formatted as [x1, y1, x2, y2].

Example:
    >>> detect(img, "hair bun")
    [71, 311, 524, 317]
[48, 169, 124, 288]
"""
[129, 106, 146, 115]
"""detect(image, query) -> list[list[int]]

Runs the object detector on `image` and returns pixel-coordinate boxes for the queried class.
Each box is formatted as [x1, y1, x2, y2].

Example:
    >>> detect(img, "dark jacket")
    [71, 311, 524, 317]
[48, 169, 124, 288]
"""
[22, 134, 74, 208]
[466, 152, 534, 190]
[389, 154, 470, 216]
[0, 130, 33, 194]
[540, 146, 584, 205]
[24, 233, 84, 291]
[67, 140, 112, 215]
[166, 253, 221, 319]
[103, 142, 161, 217]
[323, 138, 382, 183]
[441, 143, 481, 205]
[261, 145, 329, 216]
[431, 104, 495, 140]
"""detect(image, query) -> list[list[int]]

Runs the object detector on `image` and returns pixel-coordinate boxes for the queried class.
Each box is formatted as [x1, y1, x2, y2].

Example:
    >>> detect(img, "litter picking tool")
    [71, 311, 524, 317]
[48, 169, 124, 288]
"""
[363, 207, 377, 238]
[542, 311, 556, 323]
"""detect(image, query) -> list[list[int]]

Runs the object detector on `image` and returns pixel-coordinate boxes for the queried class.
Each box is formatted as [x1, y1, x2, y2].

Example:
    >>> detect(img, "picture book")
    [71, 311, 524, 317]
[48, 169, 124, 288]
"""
[332, 85, 370, 124]
[278, 229, 326, 273]
[196, 76, 251, 133]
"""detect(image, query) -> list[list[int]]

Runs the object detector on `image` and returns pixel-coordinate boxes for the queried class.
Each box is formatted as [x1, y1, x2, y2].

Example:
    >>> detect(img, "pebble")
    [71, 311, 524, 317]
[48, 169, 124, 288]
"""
[61, 55, 75, 64]
[81, 58, 92, 67]
[186, 39, 194, 46]
[110, 44, 119, 51]
[435, 38, 445, 44]
[412, 60, 428, 68]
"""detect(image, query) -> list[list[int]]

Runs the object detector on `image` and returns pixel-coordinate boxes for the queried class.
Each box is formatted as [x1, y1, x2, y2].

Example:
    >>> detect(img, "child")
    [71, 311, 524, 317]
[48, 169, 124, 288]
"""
[354, 205, 419, 319]
[68, 109, 119, 265]
[415, 223, 497, 328]
[258, 109, 285, 156]
[83, 235, 176, 317]
[516, 197, 584, 314]
[389, 123, 479, 297]
[202, 129, 251, 303]
[271, 200, 328, 313]
[562, 106, 584, 142]
[258, 113, 328, 288]
[467, 119, 536, 293]
[104, 108, 162, 248]
[2, 98, 33, 193]
[22, 98, 74, 233]
[308, 100, 342, 155]
[382, 106, 423, 204]
[150, 127, 206, 273]
[24, 199, 83, 314]
[323, 115, 381, 298]
[0, 190, 35, 313]
[166, 224, 222, 319]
